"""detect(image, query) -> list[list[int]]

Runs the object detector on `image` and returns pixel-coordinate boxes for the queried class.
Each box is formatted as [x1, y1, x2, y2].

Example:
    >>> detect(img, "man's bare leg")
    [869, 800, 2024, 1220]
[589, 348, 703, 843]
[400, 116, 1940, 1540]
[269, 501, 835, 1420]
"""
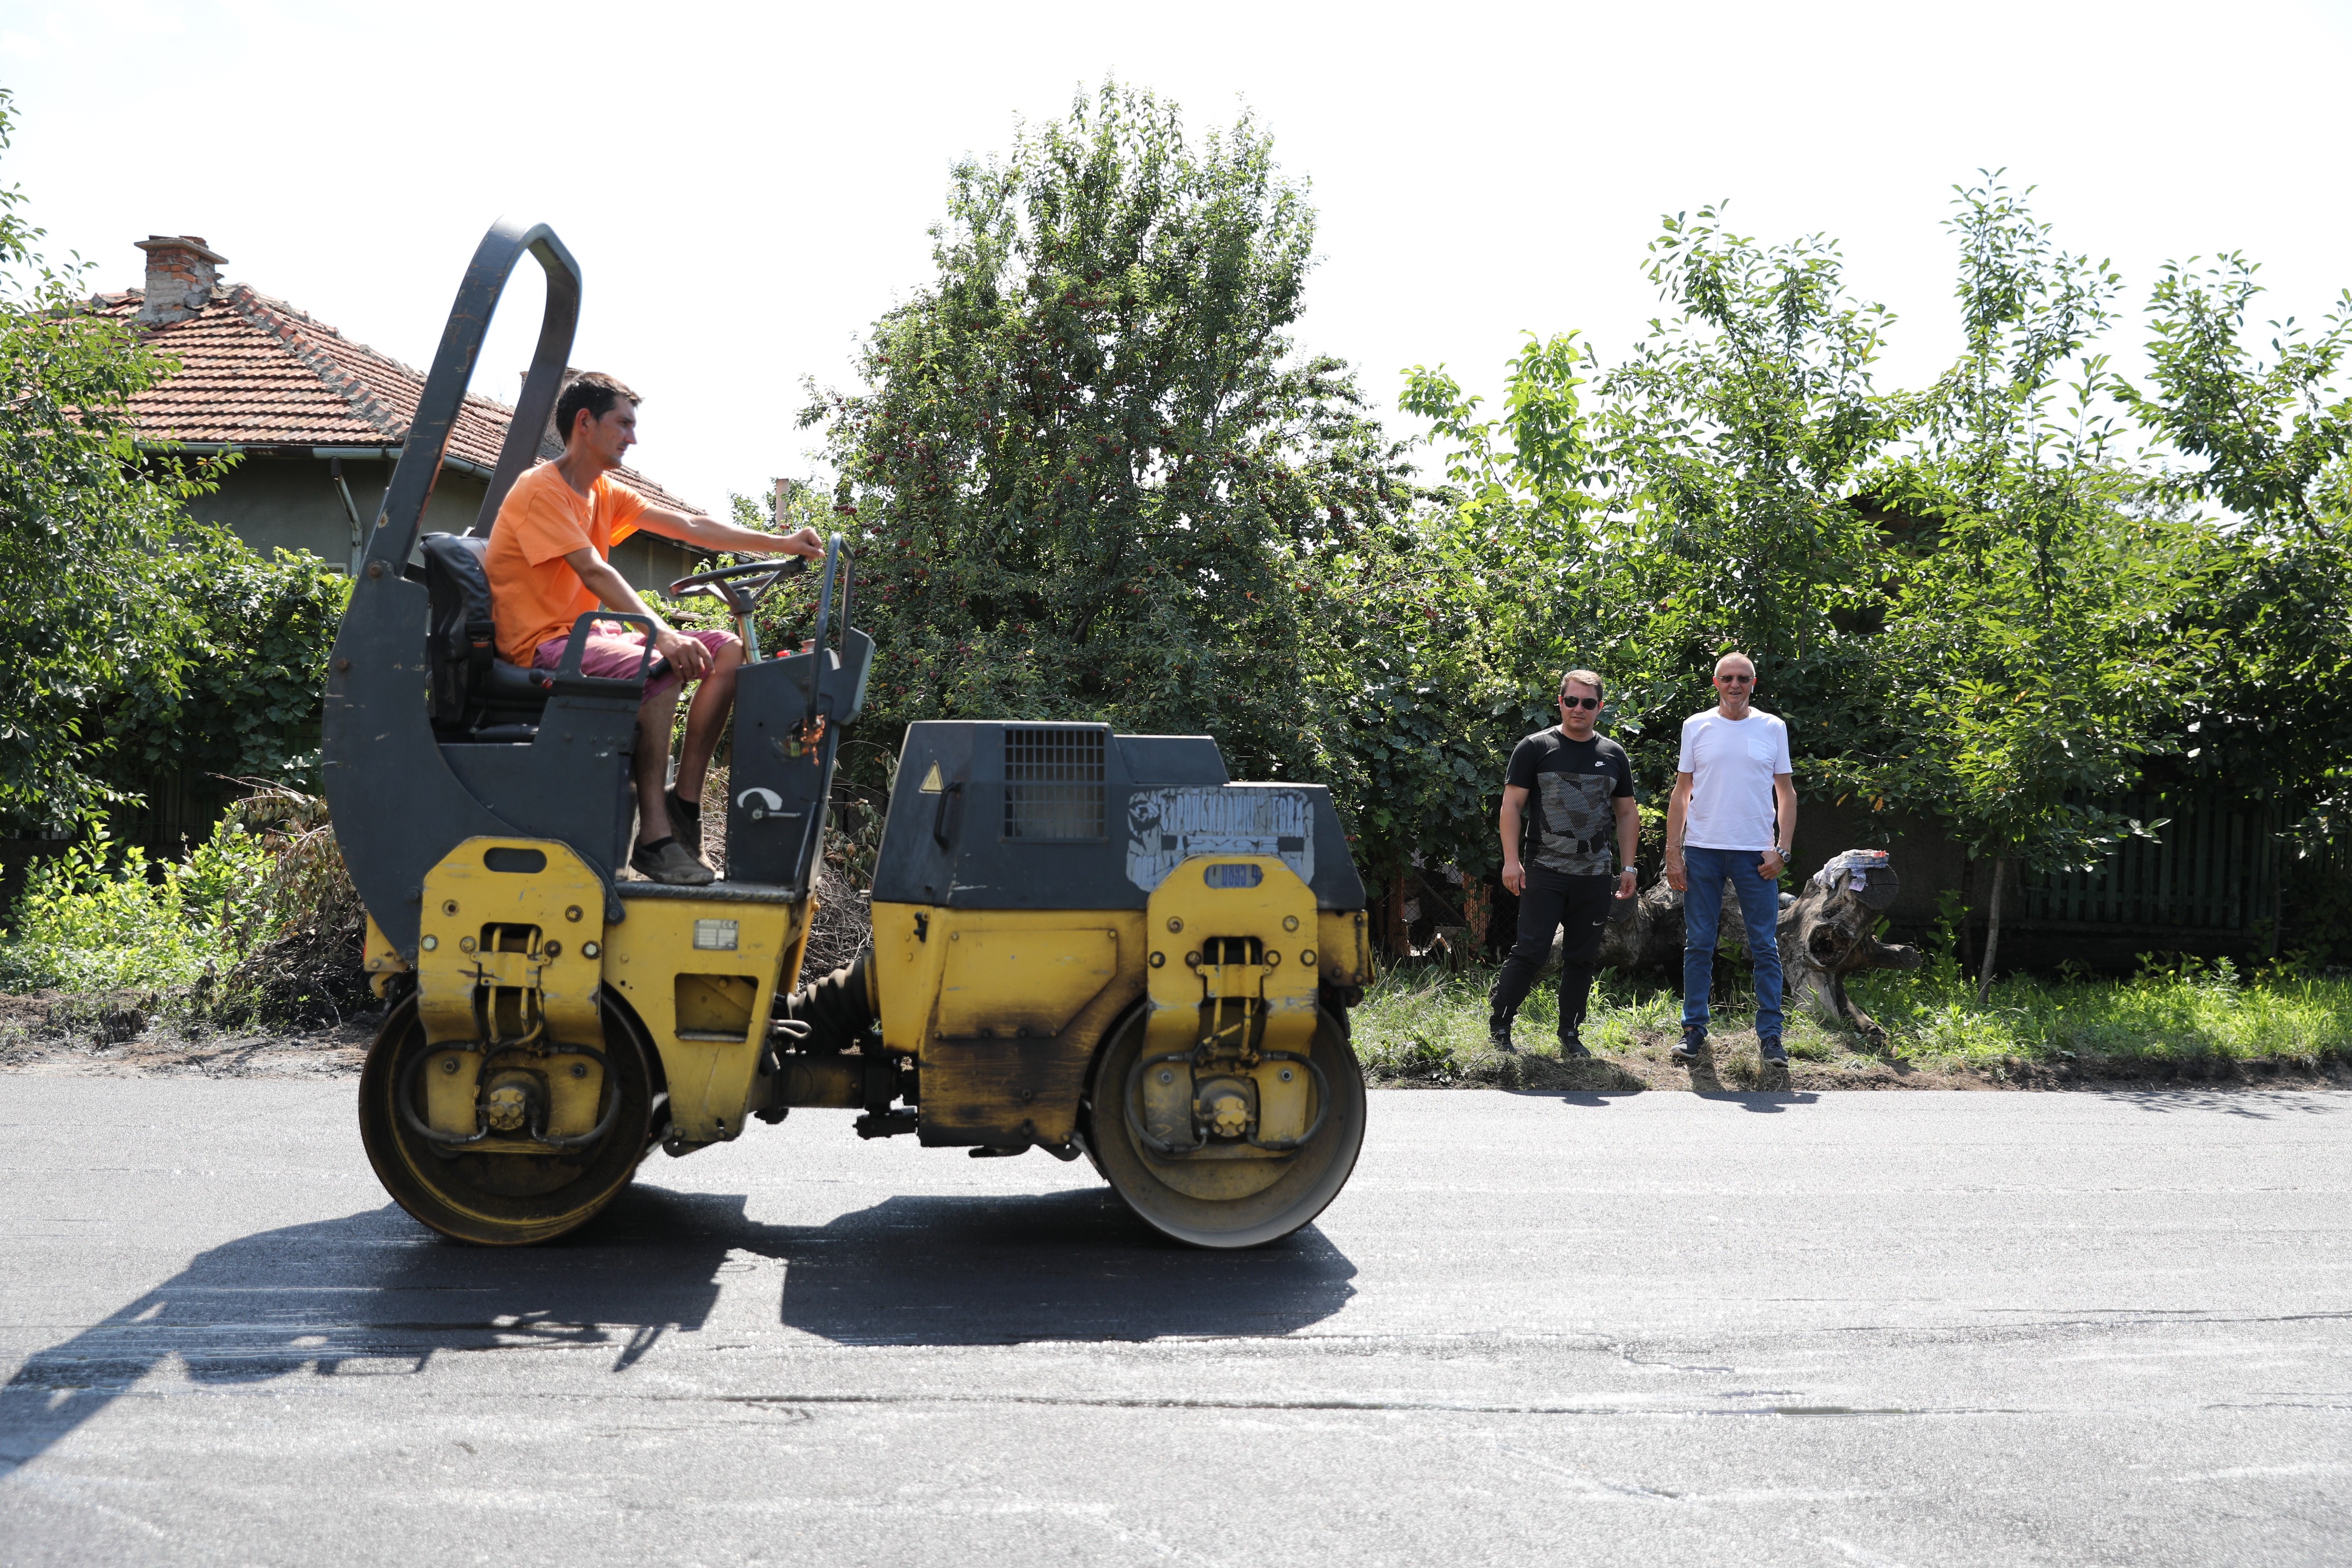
[674, 635, 743, 799]
[632, 686, 682, 845]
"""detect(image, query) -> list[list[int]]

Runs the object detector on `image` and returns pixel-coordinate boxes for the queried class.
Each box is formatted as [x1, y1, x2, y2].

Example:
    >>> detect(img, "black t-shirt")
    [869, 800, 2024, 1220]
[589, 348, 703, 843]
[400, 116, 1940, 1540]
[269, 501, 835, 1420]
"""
[1506, 728, 1636, 877]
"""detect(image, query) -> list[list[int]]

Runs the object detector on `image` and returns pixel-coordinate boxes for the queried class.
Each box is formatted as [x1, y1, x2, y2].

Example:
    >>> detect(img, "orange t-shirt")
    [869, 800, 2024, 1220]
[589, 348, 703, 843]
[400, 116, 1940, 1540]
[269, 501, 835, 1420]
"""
[484, 462, 649, 665]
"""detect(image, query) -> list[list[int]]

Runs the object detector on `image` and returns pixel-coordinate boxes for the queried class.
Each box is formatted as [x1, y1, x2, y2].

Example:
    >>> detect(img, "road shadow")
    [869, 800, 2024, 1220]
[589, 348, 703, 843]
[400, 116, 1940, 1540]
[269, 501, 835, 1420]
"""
[1692, 1090, 1821, 1113]
[2116, 1088, 2350, 1120]
[1682, 1052, 1817, 1109]
[1, 1179, 1355, 1475]
[752, 1184, 1358, 1345]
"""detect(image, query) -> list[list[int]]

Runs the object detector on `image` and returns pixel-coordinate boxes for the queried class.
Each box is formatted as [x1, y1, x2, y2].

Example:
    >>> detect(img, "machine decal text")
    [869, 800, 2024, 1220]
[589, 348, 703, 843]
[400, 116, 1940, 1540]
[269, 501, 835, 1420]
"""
[1124, 788, 1314, 891]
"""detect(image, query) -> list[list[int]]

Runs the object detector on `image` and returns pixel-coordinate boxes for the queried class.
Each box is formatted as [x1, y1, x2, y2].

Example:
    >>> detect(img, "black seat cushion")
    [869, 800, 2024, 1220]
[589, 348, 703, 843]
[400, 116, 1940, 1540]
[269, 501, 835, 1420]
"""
[422, 533, 552, 738]
[421, 532, 674, 743]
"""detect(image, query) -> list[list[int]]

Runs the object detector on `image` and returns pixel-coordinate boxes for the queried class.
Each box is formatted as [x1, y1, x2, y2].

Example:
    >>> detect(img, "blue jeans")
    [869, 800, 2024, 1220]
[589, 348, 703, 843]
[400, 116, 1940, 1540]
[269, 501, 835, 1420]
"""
[1680, 846, 1783, 1039]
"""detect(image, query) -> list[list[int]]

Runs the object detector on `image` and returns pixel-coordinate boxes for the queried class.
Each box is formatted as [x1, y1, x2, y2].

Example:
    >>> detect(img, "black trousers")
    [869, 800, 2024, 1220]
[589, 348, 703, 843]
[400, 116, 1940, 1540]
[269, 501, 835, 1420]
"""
[1489, 872, 1614, 1037]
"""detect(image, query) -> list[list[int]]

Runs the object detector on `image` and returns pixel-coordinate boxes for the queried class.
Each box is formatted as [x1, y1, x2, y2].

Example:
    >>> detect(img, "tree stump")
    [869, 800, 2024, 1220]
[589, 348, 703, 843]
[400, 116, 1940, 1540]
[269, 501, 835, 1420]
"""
[1775, 850, 1920, 1046]
[1589, 879, 1778, 970]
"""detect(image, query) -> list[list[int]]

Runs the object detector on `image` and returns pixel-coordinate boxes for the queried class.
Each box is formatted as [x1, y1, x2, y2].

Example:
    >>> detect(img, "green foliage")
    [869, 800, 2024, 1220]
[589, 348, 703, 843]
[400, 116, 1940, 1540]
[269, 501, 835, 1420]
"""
[2111, 259, 2352, 832]
[800, 81, 1408, 799]
[0, 86, 241, 834]
[2114, 252, 2352, 535]
[0, 820, 270, 993]
[96, 543, 351, 798]
[1826, 181, 2187, 906]
[1599, 210, 1900, 681]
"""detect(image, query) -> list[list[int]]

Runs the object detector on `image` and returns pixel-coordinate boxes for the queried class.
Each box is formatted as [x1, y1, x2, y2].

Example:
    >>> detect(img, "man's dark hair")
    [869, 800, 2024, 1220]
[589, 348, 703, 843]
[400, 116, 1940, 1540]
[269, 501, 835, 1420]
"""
[555, 372, 640, 443]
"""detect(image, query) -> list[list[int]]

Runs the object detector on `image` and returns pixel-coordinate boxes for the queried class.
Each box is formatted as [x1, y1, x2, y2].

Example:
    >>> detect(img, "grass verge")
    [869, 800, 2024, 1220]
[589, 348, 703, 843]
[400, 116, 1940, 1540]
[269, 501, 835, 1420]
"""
[1353, 955, 2352, 1090]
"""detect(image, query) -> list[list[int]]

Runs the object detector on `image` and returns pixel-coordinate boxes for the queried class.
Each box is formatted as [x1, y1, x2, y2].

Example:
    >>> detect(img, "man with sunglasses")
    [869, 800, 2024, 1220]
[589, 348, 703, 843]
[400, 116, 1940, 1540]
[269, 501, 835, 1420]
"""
[1663, 652, 1797, 1063]
[1491, 669, 1640, 1056]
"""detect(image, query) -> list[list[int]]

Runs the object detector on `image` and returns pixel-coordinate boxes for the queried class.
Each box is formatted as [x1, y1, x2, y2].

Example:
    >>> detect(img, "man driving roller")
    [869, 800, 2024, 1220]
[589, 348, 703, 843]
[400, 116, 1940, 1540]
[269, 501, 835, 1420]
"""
[485, 371, 821, 886]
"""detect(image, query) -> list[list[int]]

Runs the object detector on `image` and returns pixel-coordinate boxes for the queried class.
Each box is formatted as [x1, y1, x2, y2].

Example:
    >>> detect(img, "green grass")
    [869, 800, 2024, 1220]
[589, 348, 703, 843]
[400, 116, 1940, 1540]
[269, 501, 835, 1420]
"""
[1847, 958, 2352, 1069]
[1351, 952, 2352, 1083]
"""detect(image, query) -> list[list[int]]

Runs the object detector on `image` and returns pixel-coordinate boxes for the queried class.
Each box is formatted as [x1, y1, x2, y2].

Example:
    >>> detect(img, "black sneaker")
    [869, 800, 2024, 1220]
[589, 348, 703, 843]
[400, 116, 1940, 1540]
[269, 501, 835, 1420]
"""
[1671, 1027, 1706, 1062]
[1759, 1036, 1788, 1064]
[632, 837, 715, 887]
[1488, 1020, 1517, 1054]
[1559, 1033, 1591, 1058]
[665, 786, 703, 854]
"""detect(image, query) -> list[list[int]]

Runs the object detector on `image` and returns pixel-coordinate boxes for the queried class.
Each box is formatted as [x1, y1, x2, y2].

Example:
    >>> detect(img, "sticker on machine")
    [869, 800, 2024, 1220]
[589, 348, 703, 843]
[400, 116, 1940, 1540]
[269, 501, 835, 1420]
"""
[1125, 787, 1314, 892]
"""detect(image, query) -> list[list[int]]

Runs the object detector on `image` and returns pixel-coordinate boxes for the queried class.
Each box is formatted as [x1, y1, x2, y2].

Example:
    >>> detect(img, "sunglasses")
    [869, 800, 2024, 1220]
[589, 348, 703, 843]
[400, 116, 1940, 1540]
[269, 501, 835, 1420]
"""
[1559, 695, 1600, 710]
[1717, 673, 1754, 683]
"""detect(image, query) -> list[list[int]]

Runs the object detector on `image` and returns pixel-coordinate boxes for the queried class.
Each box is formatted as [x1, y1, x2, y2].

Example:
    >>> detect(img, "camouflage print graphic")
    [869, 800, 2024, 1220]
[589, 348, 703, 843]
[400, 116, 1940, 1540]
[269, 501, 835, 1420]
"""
[1534, 770, 1618, 875]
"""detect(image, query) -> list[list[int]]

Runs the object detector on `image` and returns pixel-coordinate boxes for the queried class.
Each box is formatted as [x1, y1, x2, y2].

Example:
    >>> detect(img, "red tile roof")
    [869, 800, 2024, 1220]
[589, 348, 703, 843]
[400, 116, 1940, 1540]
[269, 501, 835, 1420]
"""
[92, 285, 702, 515]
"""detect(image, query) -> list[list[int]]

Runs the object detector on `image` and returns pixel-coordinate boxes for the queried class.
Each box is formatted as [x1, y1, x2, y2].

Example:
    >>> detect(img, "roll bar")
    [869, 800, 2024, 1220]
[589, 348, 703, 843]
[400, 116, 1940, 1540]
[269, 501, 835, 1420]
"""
[361, 219, 582, 569]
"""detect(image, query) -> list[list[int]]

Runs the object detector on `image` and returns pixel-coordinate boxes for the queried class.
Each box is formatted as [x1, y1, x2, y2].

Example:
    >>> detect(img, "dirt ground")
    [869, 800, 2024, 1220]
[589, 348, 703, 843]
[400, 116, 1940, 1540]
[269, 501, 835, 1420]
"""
[1373, 1021, 2352, 1095]
[3, 992, 2343, 1093]
[0, 992, 373, 1079]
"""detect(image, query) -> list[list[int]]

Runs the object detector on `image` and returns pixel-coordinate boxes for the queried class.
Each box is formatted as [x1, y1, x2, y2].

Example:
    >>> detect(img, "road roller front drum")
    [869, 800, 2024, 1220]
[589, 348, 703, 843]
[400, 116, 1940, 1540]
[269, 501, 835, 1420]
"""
[357, 992, 660, 1246]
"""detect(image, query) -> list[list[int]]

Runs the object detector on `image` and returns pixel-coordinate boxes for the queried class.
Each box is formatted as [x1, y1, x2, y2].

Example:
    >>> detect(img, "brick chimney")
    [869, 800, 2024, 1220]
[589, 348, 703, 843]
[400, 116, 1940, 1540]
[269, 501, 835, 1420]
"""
[134, 235, 229, 326]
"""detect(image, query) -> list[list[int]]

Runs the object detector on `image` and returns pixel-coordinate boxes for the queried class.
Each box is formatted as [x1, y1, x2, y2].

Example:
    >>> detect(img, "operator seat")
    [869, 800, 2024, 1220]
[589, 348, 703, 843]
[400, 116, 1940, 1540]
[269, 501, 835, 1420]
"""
[420, 532, 667, 743]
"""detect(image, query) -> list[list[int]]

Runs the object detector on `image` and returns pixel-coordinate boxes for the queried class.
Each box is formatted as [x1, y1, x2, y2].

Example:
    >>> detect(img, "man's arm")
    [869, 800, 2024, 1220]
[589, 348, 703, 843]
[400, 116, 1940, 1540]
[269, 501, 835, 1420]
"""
[1760, 773, 1798, 879]
[1663, 772, 1694, 891]
[562, 546, 714, 679]
[1500, 784, 1530, 896]
[1612, 796, 1640, 899]
[633, 503, 824, 560]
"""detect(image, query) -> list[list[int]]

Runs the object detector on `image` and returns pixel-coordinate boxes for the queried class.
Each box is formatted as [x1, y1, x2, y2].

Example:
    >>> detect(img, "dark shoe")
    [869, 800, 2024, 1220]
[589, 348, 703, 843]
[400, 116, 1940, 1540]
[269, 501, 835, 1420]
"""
[1759, 1036, 1788, 1064]
[665, 786, 703, 853]
[1671, 1027, 1706, 1062]
[632, 837, 715, 887]
[1558, 1033, 1591, 1058]
[1488, 1019, 1517, 1054]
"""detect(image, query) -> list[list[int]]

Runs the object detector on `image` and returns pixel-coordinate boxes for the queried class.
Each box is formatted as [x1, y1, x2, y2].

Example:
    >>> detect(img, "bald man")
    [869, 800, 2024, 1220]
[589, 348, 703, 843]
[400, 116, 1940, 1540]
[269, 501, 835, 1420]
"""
[1662, 652, 1797, 1064]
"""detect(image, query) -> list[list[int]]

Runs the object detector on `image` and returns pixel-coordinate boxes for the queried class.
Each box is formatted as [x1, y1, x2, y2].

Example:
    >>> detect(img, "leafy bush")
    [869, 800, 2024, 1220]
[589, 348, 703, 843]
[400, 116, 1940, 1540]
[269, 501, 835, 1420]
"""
[0, 784, 371, 1031]
[97, 544, 350, 803]
[0, 821, 269, 993]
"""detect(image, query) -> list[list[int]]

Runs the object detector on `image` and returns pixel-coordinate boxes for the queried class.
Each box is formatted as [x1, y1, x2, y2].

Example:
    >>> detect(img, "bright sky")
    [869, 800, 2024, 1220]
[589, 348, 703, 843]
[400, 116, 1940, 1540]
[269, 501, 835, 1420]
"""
[5, 0, 2348, 513]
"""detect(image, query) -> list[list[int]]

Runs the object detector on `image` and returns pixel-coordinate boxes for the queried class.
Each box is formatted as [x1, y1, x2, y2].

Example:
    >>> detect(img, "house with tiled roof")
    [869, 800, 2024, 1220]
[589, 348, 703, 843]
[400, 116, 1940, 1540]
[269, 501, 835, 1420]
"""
[95, 236, 706, 589]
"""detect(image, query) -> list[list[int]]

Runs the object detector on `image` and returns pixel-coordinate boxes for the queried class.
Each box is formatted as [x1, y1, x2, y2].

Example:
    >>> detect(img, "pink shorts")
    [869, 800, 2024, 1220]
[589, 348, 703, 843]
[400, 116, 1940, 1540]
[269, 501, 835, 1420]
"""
[533, 626, 737, 708]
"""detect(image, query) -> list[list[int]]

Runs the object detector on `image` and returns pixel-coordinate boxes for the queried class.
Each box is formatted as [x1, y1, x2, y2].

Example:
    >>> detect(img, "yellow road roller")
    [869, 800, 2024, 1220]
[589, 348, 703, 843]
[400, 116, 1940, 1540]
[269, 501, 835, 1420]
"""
[323, 221, 1375, 1249]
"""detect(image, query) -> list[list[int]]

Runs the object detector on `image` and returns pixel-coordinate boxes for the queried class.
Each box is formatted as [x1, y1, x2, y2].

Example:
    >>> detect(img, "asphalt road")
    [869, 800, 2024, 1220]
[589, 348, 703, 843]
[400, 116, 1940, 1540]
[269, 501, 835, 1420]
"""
[3, 1079, 2348, 1567]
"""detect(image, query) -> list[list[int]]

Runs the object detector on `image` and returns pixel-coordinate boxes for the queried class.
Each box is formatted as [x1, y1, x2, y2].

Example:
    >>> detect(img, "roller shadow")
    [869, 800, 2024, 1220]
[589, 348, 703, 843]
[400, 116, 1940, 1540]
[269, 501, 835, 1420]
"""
[2, 1179, 1356, 1474]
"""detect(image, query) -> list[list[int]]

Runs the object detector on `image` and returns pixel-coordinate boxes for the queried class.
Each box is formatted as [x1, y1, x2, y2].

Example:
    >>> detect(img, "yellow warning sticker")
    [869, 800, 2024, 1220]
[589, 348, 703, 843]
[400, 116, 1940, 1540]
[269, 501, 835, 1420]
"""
[918, 761, 945, 793]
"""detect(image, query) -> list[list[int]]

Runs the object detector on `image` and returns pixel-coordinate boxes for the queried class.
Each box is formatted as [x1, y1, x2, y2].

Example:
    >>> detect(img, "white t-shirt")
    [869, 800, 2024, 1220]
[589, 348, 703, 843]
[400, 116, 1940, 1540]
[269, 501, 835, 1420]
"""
[1677, 709, 1792, 851]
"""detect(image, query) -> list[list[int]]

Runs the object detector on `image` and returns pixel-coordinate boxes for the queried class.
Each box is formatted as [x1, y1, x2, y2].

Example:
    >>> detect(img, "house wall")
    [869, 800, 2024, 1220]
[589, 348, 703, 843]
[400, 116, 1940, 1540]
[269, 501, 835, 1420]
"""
[189, 456, 701, 590]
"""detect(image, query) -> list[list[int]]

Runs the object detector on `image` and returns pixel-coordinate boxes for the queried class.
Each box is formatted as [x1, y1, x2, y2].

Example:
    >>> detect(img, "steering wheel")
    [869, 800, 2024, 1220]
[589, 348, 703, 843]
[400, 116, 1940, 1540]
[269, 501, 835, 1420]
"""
[667, 556, 807, 618]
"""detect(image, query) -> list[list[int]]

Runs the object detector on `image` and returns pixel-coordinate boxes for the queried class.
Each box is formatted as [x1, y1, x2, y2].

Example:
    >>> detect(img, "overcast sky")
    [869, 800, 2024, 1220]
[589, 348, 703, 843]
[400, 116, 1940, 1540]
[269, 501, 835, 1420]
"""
[5, 0, 2348, 514]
